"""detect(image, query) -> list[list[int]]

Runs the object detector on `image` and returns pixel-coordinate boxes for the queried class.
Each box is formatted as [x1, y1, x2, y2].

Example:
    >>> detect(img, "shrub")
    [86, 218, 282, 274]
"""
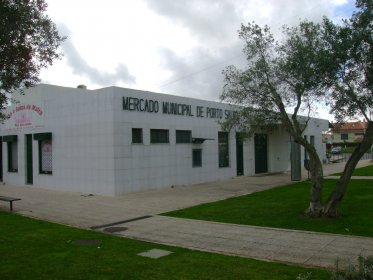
[296, 256, 373, 280]
[331, 256, 373, 280]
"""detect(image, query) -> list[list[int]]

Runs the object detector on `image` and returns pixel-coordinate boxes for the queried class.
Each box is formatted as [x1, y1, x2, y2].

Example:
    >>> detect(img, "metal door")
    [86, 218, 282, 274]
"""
[254, 134, 268, 174]
[26, 134, 33, 184]
[236, 133, 244, 176]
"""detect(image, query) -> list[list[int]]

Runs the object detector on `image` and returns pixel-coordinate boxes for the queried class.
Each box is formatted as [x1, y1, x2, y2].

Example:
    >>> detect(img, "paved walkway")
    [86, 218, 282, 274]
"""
[1, 160, 372, 269]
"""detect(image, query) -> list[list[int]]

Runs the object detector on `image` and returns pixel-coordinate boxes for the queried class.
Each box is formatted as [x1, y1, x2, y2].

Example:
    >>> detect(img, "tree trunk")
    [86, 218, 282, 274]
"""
[305, 146, 324, 217]
[292, 134, 325, 216]
[324, 121, 373, 217]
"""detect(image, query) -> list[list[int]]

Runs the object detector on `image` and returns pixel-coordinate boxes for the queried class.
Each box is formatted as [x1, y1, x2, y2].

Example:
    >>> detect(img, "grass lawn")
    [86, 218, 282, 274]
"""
[164, 179, 373, 237]
[332, 163, 373, 176]
[0, 211, 330, 280]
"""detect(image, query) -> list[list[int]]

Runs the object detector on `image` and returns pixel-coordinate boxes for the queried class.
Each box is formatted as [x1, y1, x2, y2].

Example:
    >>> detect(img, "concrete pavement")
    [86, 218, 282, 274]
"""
[113, 215, 373, 268]
[1, 159, 372, 269]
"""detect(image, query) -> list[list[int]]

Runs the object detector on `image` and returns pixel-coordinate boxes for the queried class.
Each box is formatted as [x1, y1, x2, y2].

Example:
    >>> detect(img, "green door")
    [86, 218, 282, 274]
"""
[255, 134, 268, 174]
[236, 133, 244, 176]
[26, 134, 33, 184]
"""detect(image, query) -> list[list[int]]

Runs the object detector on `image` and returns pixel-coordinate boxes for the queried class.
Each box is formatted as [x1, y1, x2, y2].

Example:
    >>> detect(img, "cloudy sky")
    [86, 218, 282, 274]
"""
[40, 0, 356, 118]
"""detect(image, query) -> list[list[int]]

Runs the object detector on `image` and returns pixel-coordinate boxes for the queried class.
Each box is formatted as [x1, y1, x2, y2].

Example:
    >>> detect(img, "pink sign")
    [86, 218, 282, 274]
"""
[4, 104, 44, 131]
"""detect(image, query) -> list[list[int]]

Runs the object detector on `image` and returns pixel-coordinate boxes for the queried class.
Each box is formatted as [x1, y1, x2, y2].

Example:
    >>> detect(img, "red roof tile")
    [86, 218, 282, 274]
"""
[331, 121, 368, 132]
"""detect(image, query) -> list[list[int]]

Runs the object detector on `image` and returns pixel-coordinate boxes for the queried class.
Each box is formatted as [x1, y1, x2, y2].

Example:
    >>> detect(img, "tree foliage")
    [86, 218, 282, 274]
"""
[321, 0, 372, 215]
[222, 20, 329, 215]
[221, 0, 372, 217]
[324, 0, 372, 122]
[0, 0, 65, 118]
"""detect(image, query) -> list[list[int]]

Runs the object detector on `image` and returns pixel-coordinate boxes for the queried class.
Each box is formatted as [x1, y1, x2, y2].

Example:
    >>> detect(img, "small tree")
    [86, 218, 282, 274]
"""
[222, 21, 332, 216]
[0, 0, 65, 119]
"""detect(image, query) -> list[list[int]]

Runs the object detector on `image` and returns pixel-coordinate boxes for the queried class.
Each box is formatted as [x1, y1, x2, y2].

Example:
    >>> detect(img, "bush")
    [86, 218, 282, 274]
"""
[331, 256, 373, 280]
[296, 256, 373, 280]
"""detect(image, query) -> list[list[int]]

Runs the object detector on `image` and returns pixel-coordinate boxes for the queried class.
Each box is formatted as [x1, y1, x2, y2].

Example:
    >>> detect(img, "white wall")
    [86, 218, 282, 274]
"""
[112, 87, 236, 194]
[0, 85, 329, 196]
[1, 85, 117, 195]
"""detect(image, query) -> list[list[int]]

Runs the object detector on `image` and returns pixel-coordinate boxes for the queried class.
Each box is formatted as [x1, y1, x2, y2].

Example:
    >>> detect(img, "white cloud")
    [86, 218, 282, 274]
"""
[331, 0, 348, 6]
[40, 0, 356, 112]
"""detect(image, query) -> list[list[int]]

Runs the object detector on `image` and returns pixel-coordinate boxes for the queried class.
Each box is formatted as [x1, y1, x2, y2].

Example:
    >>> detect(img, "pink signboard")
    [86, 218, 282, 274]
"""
[4, 104, 44, 131]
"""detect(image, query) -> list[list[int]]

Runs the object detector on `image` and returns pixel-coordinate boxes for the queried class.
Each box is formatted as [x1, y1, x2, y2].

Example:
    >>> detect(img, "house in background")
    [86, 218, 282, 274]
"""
[331, 121, 368, 144]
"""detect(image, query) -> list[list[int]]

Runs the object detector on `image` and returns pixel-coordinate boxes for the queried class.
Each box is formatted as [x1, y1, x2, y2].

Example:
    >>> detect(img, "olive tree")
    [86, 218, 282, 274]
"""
[221, 0, 372, 217]
[222, 21, 331, 216]
[322, 0, 372, 216]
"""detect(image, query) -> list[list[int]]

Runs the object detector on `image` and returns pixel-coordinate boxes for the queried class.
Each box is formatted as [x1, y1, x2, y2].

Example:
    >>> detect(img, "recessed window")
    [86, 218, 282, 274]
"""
[176, 130, 192, 143]
[34, 133, 52, 174]
[7, 141, 18, 172]
[39, 139, 52, 174]
[192, 149, 202, 167]
[304, 135, 308, 160]
[3, 135, 18, 173]
[150, 129, 169, 143]
[310, 135, 315, 146]
[341, 133, 349, 140]
[132, 128, 143, 143]
[218, 132, 229, 168]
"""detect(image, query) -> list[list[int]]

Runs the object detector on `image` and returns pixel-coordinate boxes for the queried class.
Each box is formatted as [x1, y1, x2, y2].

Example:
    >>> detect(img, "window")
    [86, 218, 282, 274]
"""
[3, 135, 18, 172]
[341, 133, 349, 141]
[7, 141, 18, 172]
[193, 149, 202, 167]
[218, 132, 229, 167]
[310, 135, 315, 146]
[304, 135, 308, 160]
[176, 130, 191, 143]
[132, 128, 143, 143]
[150, 129, 169, 143]
[39, 139, 52, 174]
[34, 133, 52, 174]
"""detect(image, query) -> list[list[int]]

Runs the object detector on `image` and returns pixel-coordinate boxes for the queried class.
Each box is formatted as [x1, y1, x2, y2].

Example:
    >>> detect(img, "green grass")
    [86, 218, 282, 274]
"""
[332, 164, 373, 176]
[0, 211, 330, 280]
[164, 179, 373, 237]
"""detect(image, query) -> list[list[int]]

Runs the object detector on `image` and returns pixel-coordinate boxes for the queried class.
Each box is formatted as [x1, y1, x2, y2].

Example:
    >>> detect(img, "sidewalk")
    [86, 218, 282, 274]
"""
[112, 215, 373, 268]
[1, 159, 372, 269]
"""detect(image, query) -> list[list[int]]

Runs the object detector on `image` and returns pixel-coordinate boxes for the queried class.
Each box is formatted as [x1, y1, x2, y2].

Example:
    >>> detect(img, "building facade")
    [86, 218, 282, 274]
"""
[331, 121, 368, 143]
[0, 84, 328, 196]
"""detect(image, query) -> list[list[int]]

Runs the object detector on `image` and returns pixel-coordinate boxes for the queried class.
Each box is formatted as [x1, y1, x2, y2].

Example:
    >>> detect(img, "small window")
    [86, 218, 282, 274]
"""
[193, 149, 202, 167]
[341, 133, 349, 140]
[7, 141, 18, 172]
[218, 132, 229, 168]
[132, 128, 143, 143]
[176, 130, 192, 143]
[310, 135, 315, 146]
[150, 129, 169, 143]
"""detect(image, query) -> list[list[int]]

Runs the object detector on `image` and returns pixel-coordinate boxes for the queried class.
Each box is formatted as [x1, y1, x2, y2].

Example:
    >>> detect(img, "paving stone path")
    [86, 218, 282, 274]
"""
[1, 160, 372, 268]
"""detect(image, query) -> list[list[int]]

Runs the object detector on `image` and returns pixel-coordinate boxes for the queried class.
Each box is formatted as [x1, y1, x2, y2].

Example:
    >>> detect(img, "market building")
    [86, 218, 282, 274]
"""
[0, 84, 328, 196]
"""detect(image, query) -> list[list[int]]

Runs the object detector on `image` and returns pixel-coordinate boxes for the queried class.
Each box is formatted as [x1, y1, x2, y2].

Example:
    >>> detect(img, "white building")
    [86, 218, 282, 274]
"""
[0, 84, 328, 196]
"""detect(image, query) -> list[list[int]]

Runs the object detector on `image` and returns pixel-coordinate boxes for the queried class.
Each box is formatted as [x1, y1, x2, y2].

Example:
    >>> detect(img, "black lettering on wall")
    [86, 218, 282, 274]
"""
[123, 97, 159, 113]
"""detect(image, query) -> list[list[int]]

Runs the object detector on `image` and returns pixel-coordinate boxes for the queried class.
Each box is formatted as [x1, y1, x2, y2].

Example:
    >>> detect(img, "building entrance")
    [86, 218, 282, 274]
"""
[255, 134, 268, 174]
[25, 134, 33, 184]
[236, 133, 244, 176]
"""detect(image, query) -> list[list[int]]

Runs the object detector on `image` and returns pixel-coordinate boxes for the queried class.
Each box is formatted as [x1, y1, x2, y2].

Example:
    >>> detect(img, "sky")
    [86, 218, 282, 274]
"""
[39, 0, 357, 120]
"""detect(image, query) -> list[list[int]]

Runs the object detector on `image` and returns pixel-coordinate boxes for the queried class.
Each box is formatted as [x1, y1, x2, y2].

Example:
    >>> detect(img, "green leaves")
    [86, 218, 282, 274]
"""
[0, 0, 65, 119]
[323, 1, 372, 121]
